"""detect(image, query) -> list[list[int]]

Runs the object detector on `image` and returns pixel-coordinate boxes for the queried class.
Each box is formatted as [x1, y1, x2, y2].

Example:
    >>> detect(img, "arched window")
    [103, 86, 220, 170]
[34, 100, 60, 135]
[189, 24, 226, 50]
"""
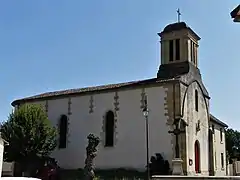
[105, 111, 115, 147]
[195, 90, 198, 112]
[59, 114, 68, 149]
[195, 140, 201, 173]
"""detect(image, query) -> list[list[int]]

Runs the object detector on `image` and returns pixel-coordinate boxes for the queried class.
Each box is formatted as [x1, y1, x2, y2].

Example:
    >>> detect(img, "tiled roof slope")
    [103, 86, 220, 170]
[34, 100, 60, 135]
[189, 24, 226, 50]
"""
[210, 114, 228, 128]
[158, 22, 201, 40]
[11, 77, 175, 106]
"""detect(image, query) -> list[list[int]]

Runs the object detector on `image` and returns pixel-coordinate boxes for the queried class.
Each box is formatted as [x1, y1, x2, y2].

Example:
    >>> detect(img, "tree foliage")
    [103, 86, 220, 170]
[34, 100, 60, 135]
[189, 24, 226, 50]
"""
[226, 128, 240, 160]
[1, 104, 57, 164]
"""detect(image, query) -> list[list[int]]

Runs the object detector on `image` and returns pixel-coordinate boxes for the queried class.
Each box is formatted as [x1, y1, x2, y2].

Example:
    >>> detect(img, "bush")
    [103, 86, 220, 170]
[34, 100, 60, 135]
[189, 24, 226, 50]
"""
[149, 153, 170, 175]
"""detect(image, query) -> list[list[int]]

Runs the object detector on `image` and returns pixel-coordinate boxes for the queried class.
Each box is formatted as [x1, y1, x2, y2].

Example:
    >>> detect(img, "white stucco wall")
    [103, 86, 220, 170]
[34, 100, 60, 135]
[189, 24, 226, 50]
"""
[26, 85, 173, 171]
[181, 81, 209, 175]
[209, 121, 227, 176]
[0, 138, 5, 177]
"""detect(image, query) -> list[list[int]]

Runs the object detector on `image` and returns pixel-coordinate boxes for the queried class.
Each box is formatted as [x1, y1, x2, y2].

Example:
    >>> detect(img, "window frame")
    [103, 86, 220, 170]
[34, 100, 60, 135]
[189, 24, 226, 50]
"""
[220, 128, 223, 143]
[195, 90, 198, 112]
[221, 153, 224, 169]
[169, 40, 174, 62]
[105, 110, 115, 147]
[59, 114, 68, 149]
[175, 39, 180, 60]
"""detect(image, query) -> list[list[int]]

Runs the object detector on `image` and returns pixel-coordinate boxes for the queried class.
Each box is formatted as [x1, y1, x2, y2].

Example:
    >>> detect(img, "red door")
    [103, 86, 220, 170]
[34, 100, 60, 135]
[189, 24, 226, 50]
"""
[195, 141, 200, 173]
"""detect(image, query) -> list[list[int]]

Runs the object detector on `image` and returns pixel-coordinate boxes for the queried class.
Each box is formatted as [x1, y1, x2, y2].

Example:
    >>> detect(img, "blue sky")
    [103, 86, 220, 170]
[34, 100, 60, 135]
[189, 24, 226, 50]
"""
[0, 0, 239, 129]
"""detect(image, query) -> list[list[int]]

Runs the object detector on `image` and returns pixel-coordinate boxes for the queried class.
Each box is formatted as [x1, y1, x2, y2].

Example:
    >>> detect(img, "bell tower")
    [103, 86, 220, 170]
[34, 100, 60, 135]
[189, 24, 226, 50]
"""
[157, 21, 201, 79]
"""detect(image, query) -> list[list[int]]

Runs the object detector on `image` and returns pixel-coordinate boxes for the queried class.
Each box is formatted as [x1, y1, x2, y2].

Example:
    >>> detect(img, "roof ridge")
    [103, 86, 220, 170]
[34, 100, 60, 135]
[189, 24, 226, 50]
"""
[12, 77, 165, 106]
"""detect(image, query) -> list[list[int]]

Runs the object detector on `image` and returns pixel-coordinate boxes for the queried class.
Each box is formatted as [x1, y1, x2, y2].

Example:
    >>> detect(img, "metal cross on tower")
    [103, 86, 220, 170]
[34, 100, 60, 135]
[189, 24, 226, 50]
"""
[177, 8, 181, 22]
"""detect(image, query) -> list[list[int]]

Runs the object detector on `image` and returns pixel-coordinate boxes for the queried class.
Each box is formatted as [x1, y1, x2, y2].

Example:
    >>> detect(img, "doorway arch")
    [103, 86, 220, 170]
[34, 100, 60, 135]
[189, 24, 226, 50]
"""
[194, 140, 200, 173]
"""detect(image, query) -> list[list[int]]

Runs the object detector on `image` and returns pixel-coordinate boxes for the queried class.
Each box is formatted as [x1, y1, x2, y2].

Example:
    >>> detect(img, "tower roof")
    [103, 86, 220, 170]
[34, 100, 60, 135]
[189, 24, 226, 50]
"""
[158, 22, 201, 40]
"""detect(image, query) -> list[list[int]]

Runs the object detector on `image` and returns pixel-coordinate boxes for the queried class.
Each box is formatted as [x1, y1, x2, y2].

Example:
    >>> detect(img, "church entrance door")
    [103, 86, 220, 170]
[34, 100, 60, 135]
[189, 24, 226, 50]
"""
[195, 140, 200, 173]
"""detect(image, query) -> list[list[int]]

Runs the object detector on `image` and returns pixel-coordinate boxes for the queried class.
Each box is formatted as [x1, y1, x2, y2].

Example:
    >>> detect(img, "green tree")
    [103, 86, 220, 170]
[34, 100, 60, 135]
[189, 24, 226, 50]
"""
[226, 128, 240, 161]
[1, 104, 57, 173]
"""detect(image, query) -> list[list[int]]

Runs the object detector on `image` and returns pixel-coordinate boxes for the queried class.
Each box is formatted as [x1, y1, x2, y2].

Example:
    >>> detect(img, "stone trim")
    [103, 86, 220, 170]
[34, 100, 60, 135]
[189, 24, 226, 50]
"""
[100, 110, 118, 147]
[114, 91, 120, 113]
[140, 88, 146, 109]
[100, 114, 105, 147]
[67, 98, 71, 145]
[66, 98, 71, 146]
[89, 95, 94, 114]
[163, 84, 175, 126]
[163, 82, 187, 173]
[114, 111, 118, 146]
[57, 114, 70, 148]
[45, 100, 48, 114]
[68, 97, 72, 115]
[162, 85, 175, 160]
[67, 115, 70, 145]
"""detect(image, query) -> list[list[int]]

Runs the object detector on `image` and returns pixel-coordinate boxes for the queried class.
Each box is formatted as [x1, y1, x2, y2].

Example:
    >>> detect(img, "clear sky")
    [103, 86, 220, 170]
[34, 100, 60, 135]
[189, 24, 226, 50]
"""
[0, 0, 239, 129]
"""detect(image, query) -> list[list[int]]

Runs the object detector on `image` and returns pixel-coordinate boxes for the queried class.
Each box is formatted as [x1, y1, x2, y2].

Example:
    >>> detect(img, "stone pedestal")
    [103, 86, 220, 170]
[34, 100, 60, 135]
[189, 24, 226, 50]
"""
[172, 158, 184, 175]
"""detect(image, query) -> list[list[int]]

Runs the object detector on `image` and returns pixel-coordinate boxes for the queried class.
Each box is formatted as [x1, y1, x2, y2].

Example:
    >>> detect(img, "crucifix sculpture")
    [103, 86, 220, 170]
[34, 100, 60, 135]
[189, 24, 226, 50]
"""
[168, 118, 185, 158]
[177, 8, 181, 23]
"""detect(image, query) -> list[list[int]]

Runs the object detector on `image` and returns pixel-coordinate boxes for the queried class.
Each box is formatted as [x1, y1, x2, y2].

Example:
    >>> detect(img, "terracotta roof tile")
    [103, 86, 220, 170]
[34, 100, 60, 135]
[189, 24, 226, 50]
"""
[158, 22, 201, 40]
[11, 77, 175, 106]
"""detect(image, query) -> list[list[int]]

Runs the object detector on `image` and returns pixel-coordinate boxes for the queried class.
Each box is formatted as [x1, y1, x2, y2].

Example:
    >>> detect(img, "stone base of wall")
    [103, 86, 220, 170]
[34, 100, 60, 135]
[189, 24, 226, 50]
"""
[60, 168, 145, 180]
[152, 176, 240, 180]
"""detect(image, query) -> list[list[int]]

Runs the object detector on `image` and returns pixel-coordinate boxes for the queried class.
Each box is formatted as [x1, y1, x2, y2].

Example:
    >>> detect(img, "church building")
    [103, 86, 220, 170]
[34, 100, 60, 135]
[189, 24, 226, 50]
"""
[11, 21, 228, 176]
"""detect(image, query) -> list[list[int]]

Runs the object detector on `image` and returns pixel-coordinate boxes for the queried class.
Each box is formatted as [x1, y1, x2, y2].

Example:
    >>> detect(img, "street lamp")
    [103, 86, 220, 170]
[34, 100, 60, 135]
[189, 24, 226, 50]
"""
[231, 5, 240, 22]
[142, 94, 150, 180]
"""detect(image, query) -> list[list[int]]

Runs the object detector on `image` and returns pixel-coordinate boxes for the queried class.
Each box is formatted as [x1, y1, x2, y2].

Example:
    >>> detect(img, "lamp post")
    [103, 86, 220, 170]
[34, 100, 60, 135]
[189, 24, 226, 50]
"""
[142, 94, 150, 180]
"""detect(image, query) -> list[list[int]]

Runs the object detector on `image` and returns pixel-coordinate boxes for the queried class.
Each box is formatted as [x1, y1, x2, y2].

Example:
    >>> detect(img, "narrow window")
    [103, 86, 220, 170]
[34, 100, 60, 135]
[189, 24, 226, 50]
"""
[221, 153, 224, 169]
[215, 151, 217, 168]
[169, 40, 174, 62]
[105, 111, 115, 147]
[192, 41, 195, 63]
[220, 128, 223, 142]
[194, 44, 197, 65]
[193, 43, 196, 64]
[212, 124, 215, 134]
[190, 41, 193, 62]
[195, 90, 198, 111]
[59, 115, 68, 149]
[175, 39, 180, 60]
